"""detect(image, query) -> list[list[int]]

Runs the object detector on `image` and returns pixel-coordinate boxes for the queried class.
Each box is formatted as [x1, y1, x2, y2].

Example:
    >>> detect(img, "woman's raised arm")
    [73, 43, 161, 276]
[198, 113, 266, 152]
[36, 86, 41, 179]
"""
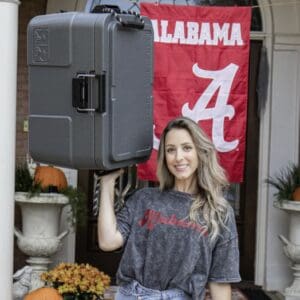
[97, 170, 124, 251]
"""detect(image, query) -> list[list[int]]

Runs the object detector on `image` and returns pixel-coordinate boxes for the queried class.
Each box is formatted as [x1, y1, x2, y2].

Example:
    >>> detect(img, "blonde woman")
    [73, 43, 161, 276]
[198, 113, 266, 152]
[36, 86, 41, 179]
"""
[98, 117, 240, 300]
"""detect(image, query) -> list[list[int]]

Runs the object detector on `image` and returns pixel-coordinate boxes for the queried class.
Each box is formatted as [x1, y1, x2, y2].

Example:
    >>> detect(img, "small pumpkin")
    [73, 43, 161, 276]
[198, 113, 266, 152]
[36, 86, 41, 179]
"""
[292, 186, 300, 201]
[34, 166, 68, 192]
[24, 287, 63, 300]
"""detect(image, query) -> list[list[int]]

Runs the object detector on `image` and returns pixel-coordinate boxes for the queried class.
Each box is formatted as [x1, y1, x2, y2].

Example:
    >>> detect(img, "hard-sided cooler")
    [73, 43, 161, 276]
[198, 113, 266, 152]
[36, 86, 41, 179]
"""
[28, 9, 153, 170]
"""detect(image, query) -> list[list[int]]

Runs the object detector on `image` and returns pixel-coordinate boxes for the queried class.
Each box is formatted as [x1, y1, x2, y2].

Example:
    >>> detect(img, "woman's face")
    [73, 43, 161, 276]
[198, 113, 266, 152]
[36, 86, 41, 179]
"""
[165, 128, 199, 188]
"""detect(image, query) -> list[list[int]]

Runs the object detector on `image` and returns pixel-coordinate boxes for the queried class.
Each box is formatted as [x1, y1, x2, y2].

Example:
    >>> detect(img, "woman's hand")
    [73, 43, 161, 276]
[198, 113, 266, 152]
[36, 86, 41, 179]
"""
[208, 282, 231, 300]
[100, 169, 124, 186]
[100, 169, 124, 201]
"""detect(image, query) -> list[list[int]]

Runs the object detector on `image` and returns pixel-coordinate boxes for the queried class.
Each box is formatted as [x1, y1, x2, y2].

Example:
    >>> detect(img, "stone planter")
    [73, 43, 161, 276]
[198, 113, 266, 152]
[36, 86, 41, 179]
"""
[14, 192, 69, 291]
[274, 200, 300, 299]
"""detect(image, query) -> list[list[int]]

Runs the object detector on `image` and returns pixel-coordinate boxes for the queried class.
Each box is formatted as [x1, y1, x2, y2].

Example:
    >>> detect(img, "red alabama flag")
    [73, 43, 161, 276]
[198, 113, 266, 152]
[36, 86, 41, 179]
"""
[138, 4, 251, 183]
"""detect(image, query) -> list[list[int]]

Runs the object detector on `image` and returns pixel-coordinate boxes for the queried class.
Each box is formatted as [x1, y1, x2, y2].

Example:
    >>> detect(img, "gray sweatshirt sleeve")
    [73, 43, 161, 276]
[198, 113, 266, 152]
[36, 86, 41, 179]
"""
[116, 191, 139, 243]
[208, 206, 241, 282]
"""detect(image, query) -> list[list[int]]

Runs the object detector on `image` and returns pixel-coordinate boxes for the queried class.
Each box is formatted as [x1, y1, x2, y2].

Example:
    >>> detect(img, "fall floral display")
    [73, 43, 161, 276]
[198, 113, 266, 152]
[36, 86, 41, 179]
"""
[41, 263, 111, 300]
[15, 164, 87, 229]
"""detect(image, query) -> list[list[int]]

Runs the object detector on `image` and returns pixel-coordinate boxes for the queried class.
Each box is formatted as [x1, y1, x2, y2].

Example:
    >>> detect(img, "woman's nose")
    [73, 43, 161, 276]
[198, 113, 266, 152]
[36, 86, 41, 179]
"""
[175, 149, 183, 161]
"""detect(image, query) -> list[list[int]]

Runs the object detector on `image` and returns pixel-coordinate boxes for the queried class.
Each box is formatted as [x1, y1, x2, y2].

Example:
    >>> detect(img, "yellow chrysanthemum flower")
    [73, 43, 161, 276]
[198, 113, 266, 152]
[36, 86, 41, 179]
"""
[41, 262, 110, 297]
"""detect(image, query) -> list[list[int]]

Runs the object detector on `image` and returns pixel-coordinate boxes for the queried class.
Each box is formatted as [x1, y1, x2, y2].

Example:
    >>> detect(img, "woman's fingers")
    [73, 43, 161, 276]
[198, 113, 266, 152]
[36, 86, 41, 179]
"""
[100, 169, 124, 185]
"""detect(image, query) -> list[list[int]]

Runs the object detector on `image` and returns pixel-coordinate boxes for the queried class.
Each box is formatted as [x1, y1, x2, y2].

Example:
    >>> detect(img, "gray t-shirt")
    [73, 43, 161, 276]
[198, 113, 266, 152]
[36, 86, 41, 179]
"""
[116, 187, 241, 300]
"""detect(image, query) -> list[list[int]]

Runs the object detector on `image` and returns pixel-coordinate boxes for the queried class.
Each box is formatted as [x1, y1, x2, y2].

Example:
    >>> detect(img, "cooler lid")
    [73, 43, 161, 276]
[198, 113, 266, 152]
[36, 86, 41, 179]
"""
[108, 17, 153, 162]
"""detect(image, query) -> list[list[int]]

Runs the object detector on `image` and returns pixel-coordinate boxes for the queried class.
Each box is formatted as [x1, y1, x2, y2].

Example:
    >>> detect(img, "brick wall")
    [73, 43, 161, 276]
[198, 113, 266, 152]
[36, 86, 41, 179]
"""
[14, 0, 47, 272]
[16, 0, 47, 166]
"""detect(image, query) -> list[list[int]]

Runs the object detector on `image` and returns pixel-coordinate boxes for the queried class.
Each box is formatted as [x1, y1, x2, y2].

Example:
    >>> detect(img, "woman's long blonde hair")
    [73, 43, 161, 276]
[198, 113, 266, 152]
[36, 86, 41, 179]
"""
[157, 117, 230, 241]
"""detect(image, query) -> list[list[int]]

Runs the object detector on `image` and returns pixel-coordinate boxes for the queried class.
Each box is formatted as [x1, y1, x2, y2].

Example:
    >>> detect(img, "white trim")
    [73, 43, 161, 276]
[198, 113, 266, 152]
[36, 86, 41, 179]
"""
[0, 0, 20, 4]
[252, 0, 274, 287]
[265, 45, 300, 291]
[274, 35, 300, 46]
[0, 0, 20, 297]
[250, 32, 273, 39]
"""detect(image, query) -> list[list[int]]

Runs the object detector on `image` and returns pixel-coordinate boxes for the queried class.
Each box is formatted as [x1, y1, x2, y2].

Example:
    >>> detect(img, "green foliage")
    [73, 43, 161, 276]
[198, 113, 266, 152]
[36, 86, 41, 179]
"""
[15, 164, 34, 192]
[15, 164, 42, 195]
[61, 186, 87, 230]
[266, 164, 300, 202]
[15, 164, 87, 229]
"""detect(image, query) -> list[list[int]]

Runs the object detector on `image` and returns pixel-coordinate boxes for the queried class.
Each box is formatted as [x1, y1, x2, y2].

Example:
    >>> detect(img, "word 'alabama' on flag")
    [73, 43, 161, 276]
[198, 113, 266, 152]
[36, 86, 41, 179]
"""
[138, 4, 252, 183]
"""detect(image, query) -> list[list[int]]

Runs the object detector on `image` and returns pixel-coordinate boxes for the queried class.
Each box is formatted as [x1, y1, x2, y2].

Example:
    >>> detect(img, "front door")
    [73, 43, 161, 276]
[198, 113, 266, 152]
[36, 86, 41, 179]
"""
[76, 40, 262, 283]
[236, 40, 262, 280]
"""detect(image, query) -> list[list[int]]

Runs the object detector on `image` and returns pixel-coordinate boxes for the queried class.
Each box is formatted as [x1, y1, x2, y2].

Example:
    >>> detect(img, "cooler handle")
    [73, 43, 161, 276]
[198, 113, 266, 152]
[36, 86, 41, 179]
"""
[72, 73, 106, 113]
[96, 73, 106, 113]
[116, 13, 145, 30]
[92, 6, 145, 30]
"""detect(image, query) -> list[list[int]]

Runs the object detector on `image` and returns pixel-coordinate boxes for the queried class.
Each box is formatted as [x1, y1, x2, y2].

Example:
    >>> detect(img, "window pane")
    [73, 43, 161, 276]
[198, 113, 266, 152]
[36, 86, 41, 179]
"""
[193, 0, 262, 31]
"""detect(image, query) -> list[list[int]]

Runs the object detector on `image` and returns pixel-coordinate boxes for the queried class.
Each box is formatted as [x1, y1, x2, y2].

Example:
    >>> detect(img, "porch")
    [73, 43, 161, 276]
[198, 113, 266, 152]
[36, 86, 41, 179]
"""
[1, 0, 300, 299]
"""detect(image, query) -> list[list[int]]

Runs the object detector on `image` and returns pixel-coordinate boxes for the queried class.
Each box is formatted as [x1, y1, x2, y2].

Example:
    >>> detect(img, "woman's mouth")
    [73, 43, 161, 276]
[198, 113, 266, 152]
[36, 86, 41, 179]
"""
[175, 164, 188, 172]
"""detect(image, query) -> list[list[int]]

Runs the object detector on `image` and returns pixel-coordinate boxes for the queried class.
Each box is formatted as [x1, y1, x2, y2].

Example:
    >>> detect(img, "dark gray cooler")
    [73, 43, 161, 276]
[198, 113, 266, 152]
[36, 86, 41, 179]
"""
[28, 10, 153, 170]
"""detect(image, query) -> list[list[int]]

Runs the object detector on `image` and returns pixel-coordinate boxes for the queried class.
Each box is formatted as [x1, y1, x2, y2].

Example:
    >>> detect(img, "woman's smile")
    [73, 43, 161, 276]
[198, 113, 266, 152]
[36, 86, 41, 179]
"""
[175, 164, 188, 170]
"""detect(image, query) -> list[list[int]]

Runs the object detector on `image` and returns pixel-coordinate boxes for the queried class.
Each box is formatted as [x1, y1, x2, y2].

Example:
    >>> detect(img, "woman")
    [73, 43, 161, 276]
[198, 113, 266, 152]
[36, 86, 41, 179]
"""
[98, 117, 241, 300]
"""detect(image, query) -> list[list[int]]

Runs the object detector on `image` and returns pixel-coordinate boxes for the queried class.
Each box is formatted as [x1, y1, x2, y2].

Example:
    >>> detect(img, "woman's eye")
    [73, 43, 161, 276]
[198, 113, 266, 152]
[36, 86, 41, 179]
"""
[166, 148, 175, 153]
[183, 145, 192, 151]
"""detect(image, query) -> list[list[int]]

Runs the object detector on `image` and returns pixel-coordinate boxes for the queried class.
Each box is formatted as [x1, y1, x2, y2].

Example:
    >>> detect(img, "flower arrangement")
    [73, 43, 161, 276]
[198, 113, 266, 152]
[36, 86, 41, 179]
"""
[41, 263, 111, 300]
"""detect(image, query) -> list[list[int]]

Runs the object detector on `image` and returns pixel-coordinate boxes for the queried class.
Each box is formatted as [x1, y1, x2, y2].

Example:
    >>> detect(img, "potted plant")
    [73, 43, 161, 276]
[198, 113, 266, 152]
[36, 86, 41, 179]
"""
[15, 163, 87, 229]
[266, 163, 300, 203]
[14, 163, 87, 291]
[266, 163, 300, 297]
[37, 262, 111, 300]
[22, 262, 111, 299]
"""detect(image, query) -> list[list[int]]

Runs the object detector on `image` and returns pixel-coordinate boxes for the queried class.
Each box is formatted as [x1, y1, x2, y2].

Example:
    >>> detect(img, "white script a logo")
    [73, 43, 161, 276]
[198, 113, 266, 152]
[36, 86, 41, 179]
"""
[153, 63, 239, 153]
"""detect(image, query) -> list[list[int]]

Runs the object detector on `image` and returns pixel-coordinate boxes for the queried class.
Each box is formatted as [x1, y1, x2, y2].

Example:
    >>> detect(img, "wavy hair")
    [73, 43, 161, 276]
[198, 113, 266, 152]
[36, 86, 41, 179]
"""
[157, 117, 230, 241]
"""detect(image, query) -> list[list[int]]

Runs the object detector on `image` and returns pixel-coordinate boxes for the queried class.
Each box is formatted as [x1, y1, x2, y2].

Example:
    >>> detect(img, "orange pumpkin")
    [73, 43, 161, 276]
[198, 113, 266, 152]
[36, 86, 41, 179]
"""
[24, 287, 62, 300]
[34, 166, 67, 192]
[292, 186, 300, 201]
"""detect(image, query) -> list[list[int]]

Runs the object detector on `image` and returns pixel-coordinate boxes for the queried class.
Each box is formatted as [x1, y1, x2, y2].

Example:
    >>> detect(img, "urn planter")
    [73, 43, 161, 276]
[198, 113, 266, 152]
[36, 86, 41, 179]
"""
[274, 200, 300, 299]
[14, 192, 69, 291]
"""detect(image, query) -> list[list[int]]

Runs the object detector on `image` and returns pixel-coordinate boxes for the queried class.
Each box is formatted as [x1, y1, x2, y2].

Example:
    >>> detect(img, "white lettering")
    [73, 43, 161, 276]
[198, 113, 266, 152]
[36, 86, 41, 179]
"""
[172, 21, 186, 44]
[212, 23, 230, 45]
[181, 63, 239, 152]
[153, 125, 160, 150]
[150, 19, 244, 46]
[229, 23, 244, 45]
[186, 22, 199, 45]
[152, 63, 240, 152]
[160, 20, 173, 43]
[151, 19, 160, 42]
[198, 22, 213, 45]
